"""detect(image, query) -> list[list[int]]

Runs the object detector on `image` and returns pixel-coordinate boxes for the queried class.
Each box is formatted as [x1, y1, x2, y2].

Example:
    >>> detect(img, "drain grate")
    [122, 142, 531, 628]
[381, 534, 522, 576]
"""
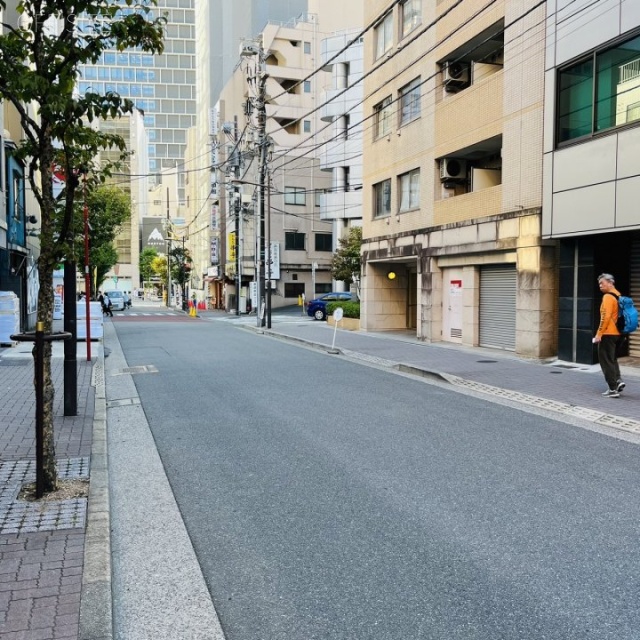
[476, 360, 498, 363]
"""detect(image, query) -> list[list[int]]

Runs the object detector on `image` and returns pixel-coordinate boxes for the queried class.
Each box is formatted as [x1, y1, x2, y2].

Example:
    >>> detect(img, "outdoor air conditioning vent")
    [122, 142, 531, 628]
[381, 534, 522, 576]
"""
[440, 158, 467, 181]
[443, 61, 470, 92]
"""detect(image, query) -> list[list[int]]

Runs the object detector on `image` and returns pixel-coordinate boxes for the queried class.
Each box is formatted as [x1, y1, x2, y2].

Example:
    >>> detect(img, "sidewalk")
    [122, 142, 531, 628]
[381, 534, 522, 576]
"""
[0, 335, 102, 640]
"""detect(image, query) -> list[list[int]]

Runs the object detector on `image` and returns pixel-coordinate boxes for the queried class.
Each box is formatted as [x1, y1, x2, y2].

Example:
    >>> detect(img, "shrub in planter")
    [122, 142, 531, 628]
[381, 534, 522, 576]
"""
[327, 301, 360, 319]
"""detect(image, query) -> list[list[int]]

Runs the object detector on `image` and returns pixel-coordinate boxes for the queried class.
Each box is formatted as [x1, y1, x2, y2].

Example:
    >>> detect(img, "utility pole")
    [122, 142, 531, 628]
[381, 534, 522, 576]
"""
[233, 116, 241, 316]
[255, 49, 268, 328]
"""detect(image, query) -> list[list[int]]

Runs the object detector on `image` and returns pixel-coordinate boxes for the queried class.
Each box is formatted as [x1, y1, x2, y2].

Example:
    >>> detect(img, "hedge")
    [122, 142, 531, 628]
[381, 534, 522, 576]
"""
[327, 300, 360, 319]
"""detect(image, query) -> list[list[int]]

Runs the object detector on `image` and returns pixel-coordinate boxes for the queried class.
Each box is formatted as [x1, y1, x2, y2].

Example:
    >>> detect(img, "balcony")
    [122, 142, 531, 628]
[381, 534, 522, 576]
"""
[320, 190, 362, 221]
[435, 69, 503, 157]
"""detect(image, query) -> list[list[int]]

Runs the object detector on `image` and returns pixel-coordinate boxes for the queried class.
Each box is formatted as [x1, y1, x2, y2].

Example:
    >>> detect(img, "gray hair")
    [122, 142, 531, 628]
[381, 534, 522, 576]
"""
[598, 273, 615, 284]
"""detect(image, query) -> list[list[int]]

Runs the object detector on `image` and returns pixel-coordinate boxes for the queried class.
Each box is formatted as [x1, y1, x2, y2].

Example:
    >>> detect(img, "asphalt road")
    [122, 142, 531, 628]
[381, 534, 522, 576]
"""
[113, 319, 640, 640]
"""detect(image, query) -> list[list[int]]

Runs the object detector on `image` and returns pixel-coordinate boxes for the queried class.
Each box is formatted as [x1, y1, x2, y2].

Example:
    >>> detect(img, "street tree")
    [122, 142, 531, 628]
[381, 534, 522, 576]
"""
[331, 226, 362, 297]
[139, 246, 159, 285]
[0, 0, 165, 493]
[170, 245, 192, 290]
[150, 254, 167, 286]
[74, 185, 131, 296]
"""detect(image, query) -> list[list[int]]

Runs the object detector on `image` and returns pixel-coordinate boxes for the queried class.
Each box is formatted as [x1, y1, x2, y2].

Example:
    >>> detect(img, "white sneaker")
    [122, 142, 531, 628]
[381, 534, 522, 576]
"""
[616, 381, 626, 393]
[602, 389, 617, 396]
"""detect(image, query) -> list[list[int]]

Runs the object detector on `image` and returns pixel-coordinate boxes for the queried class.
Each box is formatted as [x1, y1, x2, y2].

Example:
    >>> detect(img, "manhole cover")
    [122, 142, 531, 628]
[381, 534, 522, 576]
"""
[116, 364, 158, 375]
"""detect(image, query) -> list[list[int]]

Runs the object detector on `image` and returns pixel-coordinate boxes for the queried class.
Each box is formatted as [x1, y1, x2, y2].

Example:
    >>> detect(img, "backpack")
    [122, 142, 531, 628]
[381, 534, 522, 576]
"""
[610, 293, 639, 334]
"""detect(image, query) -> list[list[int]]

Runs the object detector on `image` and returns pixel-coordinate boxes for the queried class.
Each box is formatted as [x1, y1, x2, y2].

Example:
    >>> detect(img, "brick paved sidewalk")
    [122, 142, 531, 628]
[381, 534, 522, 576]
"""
[0, 342, 95, 640]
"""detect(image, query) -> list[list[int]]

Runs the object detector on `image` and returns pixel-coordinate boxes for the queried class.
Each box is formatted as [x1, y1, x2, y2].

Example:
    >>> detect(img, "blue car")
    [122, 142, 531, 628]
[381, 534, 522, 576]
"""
[306, 292, 353, 321]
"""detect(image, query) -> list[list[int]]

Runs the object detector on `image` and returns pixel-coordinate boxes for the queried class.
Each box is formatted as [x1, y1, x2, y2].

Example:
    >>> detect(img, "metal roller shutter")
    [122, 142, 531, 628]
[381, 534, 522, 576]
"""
[479, 265, 517, 350]
[629, 240, 640, 357]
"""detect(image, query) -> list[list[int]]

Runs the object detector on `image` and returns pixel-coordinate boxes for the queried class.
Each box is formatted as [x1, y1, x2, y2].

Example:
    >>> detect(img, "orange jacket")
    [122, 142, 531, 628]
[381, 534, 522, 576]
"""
[596, 289, 621, 338]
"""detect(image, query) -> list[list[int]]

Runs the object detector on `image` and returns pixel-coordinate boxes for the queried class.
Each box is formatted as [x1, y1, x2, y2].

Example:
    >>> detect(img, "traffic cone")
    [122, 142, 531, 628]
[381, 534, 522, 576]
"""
[189, 305, 197, 317]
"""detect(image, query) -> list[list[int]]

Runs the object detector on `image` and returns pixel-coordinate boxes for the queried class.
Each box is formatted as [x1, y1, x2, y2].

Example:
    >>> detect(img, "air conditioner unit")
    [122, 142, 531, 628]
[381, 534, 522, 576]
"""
[440, 158, 467, 181]
[443, 61, 470, 91]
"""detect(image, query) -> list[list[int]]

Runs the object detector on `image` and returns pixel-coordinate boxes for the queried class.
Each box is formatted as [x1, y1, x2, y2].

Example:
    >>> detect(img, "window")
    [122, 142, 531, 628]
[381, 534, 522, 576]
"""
[284, 186, 306, 205]
[557, 32, 640, 144]
[401, 0, 421, 37]
[303, 120, 311, 133]
[373, 179, 391, 218]
[285, 232, 305, 250]
[375, 13, 393, 60]
[304, 81, 311, 93]
[315, 233, 333, 251]
[304, 41, 311, 54]
[398, 169, 420, 211]
[285, 283, 305, 298]
[374, 96, 393, 138]
[315, 189, 324, 207]
[399, 77, 421, 125]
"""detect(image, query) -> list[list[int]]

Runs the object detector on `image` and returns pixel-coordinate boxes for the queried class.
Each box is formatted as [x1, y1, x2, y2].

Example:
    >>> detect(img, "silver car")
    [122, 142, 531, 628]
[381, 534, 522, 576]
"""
[104, 290, 125, 311]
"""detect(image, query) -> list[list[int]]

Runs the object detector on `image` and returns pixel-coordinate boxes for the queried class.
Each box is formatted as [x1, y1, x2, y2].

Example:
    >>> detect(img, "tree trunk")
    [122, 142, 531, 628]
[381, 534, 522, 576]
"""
[36, 262, 58, 493]
[36, 137, 59, 494]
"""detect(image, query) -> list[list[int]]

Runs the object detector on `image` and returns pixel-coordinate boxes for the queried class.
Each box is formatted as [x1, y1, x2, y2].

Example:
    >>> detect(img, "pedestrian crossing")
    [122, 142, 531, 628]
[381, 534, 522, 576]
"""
[124, 311, 181, 316]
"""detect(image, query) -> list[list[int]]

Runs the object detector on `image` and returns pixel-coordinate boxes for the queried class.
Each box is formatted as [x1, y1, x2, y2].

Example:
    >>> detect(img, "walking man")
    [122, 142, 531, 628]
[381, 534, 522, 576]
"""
[593, 273, 625, 398]
[103, 292, 114, 317]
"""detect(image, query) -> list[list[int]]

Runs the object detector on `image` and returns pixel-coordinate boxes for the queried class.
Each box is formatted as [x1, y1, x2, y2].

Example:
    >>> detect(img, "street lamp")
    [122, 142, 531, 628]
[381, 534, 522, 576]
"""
[230, 177, 273, 329]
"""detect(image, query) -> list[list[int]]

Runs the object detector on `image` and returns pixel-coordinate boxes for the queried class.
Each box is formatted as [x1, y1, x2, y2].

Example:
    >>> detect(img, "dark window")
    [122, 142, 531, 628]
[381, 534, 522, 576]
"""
[399, 77, 421, 125]
[374, 96, 393, 138]
[284, 186, 306, 205]
[285, 232, 305, 250]
[557, 58, 594, 143]
[316, 283, 332, 294]
[285, 283, 305, 298]
[315, 233, 333, 251]
[557, 32, 640, 144]
[373, 179, 392, 218]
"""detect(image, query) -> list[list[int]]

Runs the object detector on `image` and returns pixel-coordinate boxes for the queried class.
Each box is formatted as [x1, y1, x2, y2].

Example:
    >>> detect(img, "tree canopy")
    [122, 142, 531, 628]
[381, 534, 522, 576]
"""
[331, 226, 362, 295]
[0, 0, 165, 492]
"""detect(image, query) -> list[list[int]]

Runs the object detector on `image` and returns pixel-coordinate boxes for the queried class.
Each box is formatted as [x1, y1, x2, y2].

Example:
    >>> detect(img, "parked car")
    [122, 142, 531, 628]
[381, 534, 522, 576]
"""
[104, 290, 125, 311]
[306, 292, 353, 321]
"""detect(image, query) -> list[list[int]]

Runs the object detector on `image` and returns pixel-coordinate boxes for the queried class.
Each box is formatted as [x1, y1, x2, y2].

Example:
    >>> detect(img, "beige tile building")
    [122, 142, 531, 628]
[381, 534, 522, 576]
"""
[361, 0, 556, 357]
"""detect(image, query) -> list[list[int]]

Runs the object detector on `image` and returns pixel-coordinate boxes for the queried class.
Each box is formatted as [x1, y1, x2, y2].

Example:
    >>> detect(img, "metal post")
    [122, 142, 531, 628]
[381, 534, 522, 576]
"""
[63, 261, 77, 416]
[83, 181, 92, 361]
[34, 321, 45, 498]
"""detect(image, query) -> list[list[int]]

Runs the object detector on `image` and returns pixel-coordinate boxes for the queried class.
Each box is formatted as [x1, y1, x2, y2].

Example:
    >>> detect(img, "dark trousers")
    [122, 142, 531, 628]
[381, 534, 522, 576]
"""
[598, 335, 623, 390]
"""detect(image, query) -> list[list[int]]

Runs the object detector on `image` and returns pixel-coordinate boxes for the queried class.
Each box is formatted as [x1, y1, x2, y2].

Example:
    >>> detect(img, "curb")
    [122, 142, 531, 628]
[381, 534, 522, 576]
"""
[79, 348, 113, 640]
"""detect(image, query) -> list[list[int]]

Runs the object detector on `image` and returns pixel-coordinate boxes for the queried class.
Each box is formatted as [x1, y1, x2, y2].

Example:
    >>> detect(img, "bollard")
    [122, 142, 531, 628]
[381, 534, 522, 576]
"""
[12, 327, 71, 498]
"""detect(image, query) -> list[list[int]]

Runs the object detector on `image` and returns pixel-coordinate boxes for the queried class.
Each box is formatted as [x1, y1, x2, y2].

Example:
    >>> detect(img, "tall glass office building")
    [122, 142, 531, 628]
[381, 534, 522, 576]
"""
[77, 0, 196, 203]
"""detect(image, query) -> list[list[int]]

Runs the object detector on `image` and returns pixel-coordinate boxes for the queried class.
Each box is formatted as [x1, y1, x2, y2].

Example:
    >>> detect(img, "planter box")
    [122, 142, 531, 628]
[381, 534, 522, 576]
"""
[327, 315, 360, 331]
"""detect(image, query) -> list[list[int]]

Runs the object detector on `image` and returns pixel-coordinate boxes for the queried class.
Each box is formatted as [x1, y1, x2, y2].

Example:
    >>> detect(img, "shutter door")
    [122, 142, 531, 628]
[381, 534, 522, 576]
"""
[629, 240, 640, 357]
[479, 265, 517, 350]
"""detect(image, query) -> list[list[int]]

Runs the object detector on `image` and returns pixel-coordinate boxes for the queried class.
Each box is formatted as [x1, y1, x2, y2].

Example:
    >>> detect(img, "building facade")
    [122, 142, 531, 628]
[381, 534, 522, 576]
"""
[360, 0, 555, 358]
[543, 0, 640, 362]
[77, 0, 197, 204]
[319, 27, 364, 289]
[213, 4, 365, 312]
